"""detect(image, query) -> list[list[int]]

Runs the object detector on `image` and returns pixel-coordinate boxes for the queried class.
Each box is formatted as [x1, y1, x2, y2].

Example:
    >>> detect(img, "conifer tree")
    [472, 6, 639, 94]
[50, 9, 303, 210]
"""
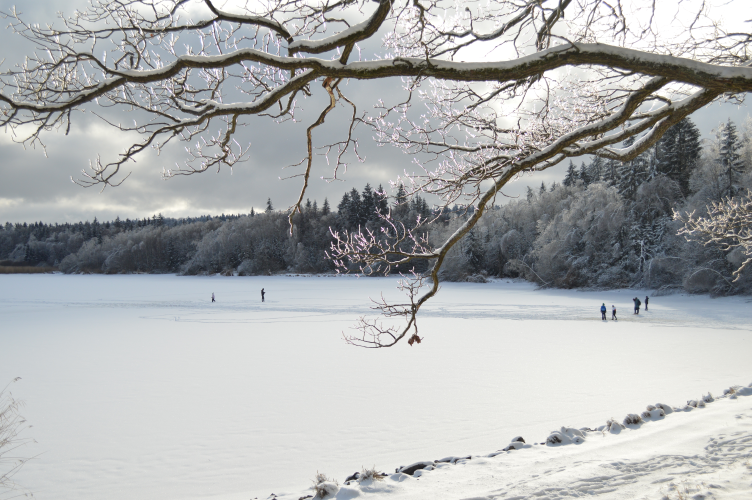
[586, 156, 604, 183]
[265, 198, 274, 213]
[348, 187, 364, 227]
[337, 192, 351, 225]
[321, 198, 330, 216]
[617, 137, 648, 199]
[361, 183, 375, 222]
[602, 158, 619, 186]
[563, 160, 578, 187]
[716, 119, 746, 198]
[375, 185, 389, 215]
[578, 162, 591, 186]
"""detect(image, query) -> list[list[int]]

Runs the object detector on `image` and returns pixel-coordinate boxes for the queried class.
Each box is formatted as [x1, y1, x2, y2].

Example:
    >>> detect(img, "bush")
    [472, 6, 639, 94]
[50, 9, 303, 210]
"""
[1, 378, 32, 495]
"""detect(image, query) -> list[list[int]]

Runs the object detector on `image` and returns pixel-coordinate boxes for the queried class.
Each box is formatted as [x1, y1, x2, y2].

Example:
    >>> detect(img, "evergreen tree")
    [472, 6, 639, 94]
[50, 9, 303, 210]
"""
[394, 183, 408, 217]
[337, 192, 351, 226]
[617, 137, 648, 199]
[602, 158, 619, 186]
[563, 160, 577, 187]
[464, 228, 484, 273]
[395, 183, 407, 205]
[321, 198, 331, 216]
[586, 156, 604, 183]
[526, 186, 534, 202]
[375, 184, 389, 215]
[716, 118, 746, 198]
[539, 181, 546, 194]
[578, 161, 591, 185]
[361, 183, 375, 222]
[348, 187, 364, 227]
[265, 198, 274, 213]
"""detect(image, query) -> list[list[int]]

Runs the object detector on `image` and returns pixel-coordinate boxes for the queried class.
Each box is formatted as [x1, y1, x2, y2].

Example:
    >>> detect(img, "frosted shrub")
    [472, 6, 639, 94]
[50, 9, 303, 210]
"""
[655, 403, 673, 414]
[1, 379, 32, 494]
[623, 413, 643, 426]
[702, 393, 714, 403]
[605, 418, 625, 433]
[358, 467, 386, 483]
[546, 427, 585, 445]
[642, 408, 665, 420]
[311, 473, 339, 499]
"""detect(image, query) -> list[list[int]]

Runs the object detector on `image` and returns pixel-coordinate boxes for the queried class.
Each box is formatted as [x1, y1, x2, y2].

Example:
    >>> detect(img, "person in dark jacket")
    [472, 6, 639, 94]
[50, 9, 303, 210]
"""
[645, 296, 649, 311]
[211, 292, 215, 303]
[611, 305, 617, 321]
[261, 288, 265, 302]
[634, 297, 641, 314]
[600, 303, 607, 321]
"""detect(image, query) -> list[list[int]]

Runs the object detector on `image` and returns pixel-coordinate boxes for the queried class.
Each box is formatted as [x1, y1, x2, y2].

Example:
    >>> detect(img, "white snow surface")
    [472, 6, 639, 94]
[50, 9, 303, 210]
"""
[1, 275, 750, 500]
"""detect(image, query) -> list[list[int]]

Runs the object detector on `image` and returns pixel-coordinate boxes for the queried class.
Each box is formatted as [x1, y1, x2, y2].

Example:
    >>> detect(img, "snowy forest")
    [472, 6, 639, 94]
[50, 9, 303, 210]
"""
[2, 117, 751, 295]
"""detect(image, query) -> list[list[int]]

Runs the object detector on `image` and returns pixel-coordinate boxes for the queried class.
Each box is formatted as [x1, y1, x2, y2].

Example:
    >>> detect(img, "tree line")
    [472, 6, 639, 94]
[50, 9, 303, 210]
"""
[1, 117, 751, 294]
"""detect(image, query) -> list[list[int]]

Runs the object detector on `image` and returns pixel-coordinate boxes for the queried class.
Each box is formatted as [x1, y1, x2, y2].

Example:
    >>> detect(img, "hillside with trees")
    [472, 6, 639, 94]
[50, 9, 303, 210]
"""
[2, 117, 751, 295]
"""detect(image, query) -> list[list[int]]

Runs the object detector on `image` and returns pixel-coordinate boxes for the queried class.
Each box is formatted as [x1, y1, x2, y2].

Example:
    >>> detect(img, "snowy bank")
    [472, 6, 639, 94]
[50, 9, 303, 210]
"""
[284, 383, 752, 500]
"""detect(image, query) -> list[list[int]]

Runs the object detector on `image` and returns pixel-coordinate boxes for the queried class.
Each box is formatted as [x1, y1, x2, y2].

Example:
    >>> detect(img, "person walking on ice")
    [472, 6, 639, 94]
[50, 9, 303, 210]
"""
[633, 297, 641, 314]
[645, 296, 649, 311]
[611, 305, 617, 321]
[600, 303, 607, 321]
[261, 288, 265, 302]
[211, 292, 215, 303]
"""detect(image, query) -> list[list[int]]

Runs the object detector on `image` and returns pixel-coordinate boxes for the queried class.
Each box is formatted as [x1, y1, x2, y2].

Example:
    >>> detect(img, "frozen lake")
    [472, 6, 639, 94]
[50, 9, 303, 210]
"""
[1, 274, 751, 500]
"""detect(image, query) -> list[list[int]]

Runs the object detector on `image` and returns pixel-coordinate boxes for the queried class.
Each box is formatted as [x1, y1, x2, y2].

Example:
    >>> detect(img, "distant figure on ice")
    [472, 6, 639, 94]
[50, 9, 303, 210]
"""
[645, 296, 649, 311]
[633, 297, 641, 314]
[261, 288, 265, 302]
[600, 303, 607, 321]
[211, 292, 215, 303]
[612, 305, 617, 321]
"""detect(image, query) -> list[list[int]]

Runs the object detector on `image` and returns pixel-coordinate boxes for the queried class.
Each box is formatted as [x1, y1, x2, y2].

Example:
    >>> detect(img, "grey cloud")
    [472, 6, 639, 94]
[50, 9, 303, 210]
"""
[0, 1, 749, 224]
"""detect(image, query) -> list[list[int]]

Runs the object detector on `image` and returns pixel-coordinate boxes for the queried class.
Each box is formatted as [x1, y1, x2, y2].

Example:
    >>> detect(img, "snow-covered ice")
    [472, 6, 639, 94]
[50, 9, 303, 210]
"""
[1, 275, 750, 500]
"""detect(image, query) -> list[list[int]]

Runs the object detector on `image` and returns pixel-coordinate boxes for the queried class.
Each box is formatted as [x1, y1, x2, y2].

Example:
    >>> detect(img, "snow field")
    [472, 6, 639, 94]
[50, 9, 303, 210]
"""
[0, 275, 750, 500]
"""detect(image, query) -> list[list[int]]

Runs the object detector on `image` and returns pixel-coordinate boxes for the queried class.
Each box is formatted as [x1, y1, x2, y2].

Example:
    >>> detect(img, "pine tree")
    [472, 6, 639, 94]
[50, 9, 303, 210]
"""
[375, 184, 389, 215]
[586, 156, 604, 183]
[563, 160, 578, 187]
[361, 183, 375, 222]
[395, 183, 407, 205]
[265, 198, 274, 213]
[602, 158, 619, 186]
[539, 181, 546, 194]
[617, 137, 648, 199]
[394, 183, 408, 217]
[578, 161, 591, 186]
[348, 187, 364, 227]
[526, 186, 534, 201]
[337, 192, 351, 226]
[464, 228, 484, 273]
[716, 119, 746, 198]
[321, 198, 331, 216]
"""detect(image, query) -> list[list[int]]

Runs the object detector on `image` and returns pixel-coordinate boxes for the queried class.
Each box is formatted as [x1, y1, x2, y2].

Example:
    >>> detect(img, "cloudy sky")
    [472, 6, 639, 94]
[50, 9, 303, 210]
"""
[0, 0, 749, 224]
